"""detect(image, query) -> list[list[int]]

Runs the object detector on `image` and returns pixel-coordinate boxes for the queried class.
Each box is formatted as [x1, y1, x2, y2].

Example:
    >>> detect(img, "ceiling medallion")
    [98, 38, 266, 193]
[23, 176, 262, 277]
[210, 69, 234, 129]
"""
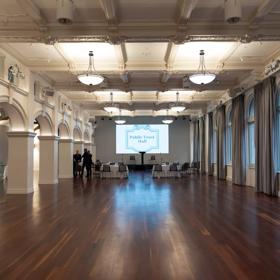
[78, 51, 104, 86]
[189, 50, 216, 85]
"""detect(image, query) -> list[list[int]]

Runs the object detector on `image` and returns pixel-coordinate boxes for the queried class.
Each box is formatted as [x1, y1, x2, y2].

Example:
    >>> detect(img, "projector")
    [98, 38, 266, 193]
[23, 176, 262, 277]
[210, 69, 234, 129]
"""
[57, 0, 74, 25]
[225, 0, 241, 24]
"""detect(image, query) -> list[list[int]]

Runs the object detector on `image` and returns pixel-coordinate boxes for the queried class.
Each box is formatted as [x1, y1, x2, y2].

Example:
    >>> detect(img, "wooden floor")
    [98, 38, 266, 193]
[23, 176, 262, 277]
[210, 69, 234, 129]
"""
[0, 172, 280, 280]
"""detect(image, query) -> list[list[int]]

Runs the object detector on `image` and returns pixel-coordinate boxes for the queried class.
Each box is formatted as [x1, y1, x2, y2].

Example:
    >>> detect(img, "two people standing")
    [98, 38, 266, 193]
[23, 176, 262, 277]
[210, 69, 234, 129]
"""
[73, 148, 93, 178]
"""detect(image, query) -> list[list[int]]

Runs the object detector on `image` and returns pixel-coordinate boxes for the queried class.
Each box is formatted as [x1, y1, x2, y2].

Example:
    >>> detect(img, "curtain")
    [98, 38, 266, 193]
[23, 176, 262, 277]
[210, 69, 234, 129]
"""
[216, 105, 226, 180]
[208, 112, 214, 175]
[255, 77, 278, 196]
[232, 94, 246, 185]
[192, 120, 200, 164]
[199, 116, 206, 174]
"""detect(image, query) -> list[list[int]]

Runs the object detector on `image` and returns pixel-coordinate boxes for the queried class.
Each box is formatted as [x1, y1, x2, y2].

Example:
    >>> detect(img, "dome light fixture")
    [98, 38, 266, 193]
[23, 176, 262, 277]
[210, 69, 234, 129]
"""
[189, 50, 216, 85]
[115, 109, 126, 125]
[78, 51, 104, 86]
[162, 109, 173, 124]
[170, 92, 186, 113]
[104, 92, 119, 113]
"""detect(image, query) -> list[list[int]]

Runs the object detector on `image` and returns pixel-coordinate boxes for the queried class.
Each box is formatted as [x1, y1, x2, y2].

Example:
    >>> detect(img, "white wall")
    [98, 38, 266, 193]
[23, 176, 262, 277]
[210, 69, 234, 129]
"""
[95, 116, 191, 164]
[0, 125, 8, 164]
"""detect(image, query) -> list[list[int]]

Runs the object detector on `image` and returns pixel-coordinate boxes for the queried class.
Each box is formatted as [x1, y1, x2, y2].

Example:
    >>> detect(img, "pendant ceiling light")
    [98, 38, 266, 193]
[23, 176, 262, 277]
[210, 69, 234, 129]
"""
[189, 50, 216, 85]
[115, 109, 126, 125]
[170, 92, 186, 113]
[78, 51, 104, 86]
[104, 92, 119, 113]
[162, 109, 173, 124]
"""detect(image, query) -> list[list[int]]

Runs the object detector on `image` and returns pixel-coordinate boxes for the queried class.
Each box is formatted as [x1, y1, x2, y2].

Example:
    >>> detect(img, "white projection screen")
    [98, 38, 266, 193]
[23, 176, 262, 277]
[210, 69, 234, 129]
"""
[116, 124, 169, 154]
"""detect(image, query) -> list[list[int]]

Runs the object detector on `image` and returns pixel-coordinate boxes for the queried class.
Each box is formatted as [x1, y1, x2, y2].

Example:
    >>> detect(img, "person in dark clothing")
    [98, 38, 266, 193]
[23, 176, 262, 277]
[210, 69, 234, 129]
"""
[81, 148, 88, 177]
[73, 150, 82, 177]
[86, 152, 93, 178]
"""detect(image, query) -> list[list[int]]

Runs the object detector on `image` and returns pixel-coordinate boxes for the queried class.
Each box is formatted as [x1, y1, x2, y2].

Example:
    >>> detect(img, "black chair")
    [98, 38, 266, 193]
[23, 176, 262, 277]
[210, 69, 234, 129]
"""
[169, 163, 178, 177]
[130, 155, 135, 160]
[118, 163, 128, 178]
[101, 164, 111, 178]
[181, 162, 190, 176]
[190, 162, 200, 173]
[153, 164, 163, 178]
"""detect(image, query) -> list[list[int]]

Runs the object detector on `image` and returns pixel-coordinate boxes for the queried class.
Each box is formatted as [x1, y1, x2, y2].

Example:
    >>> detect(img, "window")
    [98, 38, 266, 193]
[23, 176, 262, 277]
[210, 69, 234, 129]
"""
[226, 107, 232, 164]
[247, 98, 255, 165]
[276, 89, 280, 171]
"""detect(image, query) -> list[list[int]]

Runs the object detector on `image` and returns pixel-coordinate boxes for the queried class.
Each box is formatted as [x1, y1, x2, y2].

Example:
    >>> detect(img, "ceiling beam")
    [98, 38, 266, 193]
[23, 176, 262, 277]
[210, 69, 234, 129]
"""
[1, 21, 280, 43]
[255, 0, 279, 19]
[176, 0, 198, 23]
[98, 0, 118, 24]
[16, 0, 46, 25]
[114, 43, 127, 69]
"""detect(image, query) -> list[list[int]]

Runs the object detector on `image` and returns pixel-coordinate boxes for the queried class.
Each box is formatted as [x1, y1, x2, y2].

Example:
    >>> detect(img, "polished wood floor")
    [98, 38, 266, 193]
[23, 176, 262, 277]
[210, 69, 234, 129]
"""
[0, 172, 280, 280]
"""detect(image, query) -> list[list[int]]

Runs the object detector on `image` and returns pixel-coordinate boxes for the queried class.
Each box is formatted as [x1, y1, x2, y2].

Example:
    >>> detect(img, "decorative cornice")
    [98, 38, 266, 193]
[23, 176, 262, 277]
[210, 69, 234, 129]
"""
[74, 140, 84, 144]
[59, 138, 73, 143]
[7, 131, 36, 138]
[38, 135, 60, 141]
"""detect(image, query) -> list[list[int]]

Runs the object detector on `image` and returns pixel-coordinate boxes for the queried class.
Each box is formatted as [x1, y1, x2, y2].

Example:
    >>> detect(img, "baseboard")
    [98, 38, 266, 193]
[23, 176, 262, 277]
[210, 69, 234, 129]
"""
[7, 186, 34, 194]
[39, 180, 59, 185]
[58, 175, 73, 179]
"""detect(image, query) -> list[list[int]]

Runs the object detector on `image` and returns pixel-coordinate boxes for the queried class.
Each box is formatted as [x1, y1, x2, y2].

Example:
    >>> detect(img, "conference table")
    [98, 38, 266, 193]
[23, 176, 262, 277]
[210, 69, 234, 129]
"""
[152, 163, 182, 178]
[100, 163, 129, 178]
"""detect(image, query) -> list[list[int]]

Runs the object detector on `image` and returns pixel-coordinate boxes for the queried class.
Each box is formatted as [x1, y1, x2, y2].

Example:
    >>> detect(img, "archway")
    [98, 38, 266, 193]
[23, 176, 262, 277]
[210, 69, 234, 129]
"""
[58, 121, 73, 178]
[33, 111, 56, 185]
[0, 101, 32, 194]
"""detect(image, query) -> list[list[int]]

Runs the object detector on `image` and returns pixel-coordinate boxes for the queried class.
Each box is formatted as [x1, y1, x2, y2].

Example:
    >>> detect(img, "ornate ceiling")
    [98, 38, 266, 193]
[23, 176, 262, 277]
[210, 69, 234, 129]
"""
[0, 0, 280, 116]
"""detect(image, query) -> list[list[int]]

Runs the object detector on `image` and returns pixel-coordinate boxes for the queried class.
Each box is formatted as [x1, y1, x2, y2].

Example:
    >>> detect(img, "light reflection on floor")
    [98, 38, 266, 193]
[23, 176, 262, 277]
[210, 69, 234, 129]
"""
[114, 172, 171, 227]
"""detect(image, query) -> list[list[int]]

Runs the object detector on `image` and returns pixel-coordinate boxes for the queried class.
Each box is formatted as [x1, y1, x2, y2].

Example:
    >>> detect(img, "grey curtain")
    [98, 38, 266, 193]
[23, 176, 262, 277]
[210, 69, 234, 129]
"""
[255, 77, 278, 196]
[199, 116, 206, 174]
[208, 112, 214, 175]
[216, 105, 226, 180]
[232, 94, 246, 185]
[193, 120, 200, 164]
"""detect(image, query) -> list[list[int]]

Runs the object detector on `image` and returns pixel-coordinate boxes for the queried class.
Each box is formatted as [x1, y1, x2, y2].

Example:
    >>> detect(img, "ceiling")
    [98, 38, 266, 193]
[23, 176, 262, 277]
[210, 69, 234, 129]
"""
[0, 0, 280, 116]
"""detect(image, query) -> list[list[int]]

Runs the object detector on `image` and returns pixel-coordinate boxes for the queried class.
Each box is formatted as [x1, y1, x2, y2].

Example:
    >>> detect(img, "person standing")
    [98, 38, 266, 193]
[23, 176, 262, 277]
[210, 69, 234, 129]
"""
[86, 152, 93, 178]
[81, 148, 88, 177]
[73, 150, 82, 177]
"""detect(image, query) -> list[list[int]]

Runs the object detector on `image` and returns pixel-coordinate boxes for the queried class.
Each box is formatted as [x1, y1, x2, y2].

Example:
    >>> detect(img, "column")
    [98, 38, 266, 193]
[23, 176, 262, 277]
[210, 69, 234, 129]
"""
[38, 136, 59, 184]
[7, 131, 35, 194]
[58, 139, 73, 179]
[74, 140, 84, 154]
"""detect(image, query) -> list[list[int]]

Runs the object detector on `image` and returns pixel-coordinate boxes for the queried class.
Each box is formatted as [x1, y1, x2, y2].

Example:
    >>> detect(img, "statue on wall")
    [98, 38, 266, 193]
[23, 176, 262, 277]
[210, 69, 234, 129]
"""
[7, 64, 25, 84]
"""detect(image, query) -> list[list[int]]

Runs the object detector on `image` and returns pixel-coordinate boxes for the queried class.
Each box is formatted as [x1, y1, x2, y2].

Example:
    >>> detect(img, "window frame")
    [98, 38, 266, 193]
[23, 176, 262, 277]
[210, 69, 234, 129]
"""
[247, 97, 255, 167]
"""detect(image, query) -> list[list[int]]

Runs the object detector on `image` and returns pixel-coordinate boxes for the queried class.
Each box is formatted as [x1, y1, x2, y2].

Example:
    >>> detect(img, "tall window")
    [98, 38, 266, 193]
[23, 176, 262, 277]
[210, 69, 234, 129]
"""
[247, 98, 255, 165]
[226, 107, 232, 164]
[276, 89, 280, 171]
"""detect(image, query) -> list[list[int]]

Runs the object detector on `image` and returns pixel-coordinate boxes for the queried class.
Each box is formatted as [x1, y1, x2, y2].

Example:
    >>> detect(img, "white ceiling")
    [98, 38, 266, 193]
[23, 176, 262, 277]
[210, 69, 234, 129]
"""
[0, 0, 280, 116]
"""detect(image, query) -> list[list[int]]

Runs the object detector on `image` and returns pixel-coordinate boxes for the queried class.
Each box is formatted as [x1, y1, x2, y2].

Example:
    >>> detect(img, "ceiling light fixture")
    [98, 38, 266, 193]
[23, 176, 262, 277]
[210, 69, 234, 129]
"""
[78, 51, 104, 86]
[170, 92, 186, 113]
[162, 110, 173, 124]
[115, 109, 126, 125]
[104, 92, 119, 113]
[189, 50, 216, 85]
